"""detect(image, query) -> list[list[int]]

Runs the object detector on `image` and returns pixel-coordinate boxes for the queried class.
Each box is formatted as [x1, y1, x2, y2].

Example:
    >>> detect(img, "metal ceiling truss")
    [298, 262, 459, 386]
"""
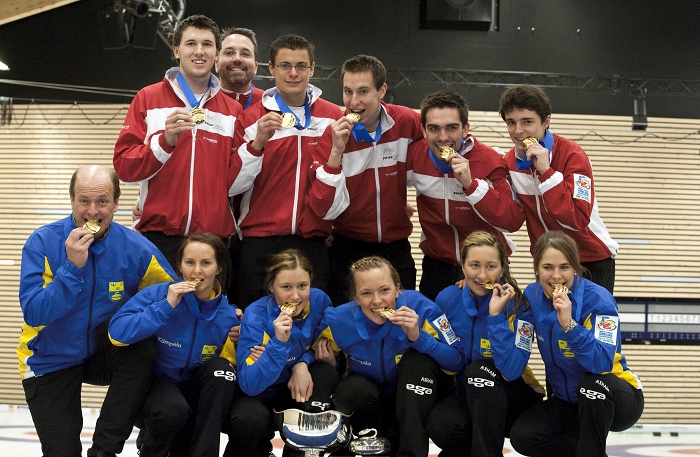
[256, 66, 700, 98]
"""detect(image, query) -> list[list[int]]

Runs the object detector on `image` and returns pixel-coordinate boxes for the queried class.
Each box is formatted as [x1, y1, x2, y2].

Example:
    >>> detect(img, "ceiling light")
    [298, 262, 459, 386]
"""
[0, 61, 9, 71]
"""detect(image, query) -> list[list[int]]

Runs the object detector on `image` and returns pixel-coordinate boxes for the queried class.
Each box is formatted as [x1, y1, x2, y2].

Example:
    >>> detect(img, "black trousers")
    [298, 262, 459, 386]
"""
[428, 359, 544, 457]
[327, 234, 416, 306]
[22, 323, 156, 456]
[238, 235, 329, 309]
[333, 350, 454, 457]
[418, 255, 463, 302]
[143, 231, 186, 272]
[223, 361, 339, 457]
[582, 257, 615, 295]
[138, 357, 237, 457]
[509, 372, 644, 457]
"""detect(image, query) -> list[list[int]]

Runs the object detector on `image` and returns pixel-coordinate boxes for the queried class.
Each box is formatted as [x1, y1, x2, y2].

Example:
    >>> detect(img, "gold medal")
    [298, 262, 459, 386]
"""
[83, 220, 100, 234]
[186, 277, 203, 287]
[439, 146, 455, 161]
[281, 112, 298, 129]
[522, 137, 538, 149]
[482, 282, 495, 290]
[190, 107, 206, 124]
[279, 302, 297, 313]
[346, 112, 361, 122]
[376, 308, 395, 319]
[553, 284, 570, 295]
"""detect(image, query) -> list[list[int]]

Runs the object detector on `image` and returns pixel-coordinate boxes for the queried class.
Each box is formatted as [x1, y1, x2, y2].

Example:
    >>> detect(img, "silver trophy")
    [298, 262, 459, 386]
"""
[275, 409, 352, 457]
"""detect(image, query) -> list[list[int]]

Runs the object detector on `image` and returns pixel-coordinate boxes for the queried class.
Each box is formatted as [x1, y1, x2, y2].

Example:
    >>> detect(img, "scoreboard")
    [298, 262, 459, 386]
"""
[618, 298, 700, 341]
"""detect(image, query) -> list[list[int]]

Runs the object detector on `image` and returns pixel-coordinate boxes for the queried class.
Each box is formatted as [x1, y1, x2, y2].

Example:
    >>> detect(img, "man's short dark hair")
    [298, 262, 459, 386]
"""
[341, 55, 387, 90]
[498, 84, 552, 123]
[269, 34, 315, 64]
[419, 90, 469, 127]
[220, 27, 259, 61]
[172, 15, 221, 50]
[69, 167, 121, 201]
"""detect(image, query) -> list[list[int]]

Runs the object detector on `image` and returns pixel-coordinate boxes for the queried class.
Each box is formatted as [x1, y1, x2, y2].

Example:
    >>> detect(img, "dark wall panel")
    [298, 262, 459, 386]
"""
[0, 0, 697, 118]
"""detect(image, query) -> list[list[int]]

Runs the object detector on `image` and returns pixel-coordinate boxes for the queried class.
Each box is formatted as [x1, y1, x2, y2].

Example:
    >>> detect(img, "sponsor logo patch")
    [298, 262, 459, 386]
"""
[515, 320, 534, 352]
[594, 315, 619, 345]
[433, 314, 459, 345]
[573, 173, 592, 203]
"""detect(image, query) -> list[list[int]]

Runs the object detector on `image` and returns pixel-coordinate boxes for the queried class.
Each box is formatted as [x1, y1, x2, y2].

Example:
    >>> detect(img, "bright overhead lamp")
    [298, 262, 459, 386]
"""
[0, 60, 9, 71]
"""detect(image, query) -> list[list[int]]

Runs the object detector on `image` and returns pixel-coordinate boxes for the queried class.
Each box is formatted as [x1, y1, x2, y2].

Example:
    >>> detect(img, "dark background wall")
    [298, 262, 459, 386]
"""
[0, 0, 698, 119]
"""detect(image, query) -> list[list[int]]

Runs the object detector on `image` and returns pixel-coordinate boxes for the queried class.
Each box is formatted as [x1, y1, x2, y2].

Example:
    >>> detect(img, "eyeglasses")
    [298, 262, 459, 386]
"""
[274, 62, 311, 73]
[222, 49, 255, 59]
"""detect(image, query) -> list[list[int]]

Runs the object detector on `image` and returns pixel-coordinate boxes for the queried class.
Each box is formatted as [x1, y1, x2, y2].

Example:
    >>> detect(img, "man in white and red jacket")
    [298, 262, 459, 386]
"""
[499, 84, 618, 293]
[407, 91, 523, 301]
[316, 55, 424, 305]
[228, 34, 344, 308]
[113, 15, 241, 268]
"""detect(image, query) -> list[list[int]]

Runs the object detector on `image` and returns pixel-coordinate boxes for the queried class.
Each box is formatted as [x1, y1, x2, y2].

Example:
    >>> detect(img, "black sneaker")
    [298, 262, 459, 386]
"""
[86, 445, 117, 457]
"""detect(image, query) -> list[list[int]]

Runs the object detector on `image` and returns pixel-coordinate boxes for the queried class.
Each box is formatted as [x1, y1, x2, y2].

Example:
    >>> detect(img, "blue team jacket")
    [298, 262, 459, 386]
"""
[436, 285, 544, 392]
[316, 290, 462, 395]
[17, 216, 175, 379]
[524, 276, 642, 403]
[109, 280, 239, 386]
[236, 289, 332, 398]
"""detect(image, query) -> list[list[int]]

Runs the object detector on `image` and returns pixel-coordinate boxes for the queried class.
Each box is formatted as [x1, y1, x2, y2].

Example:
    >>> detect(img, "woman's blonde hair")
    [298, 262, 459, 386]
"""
[349, 256, 400, 300]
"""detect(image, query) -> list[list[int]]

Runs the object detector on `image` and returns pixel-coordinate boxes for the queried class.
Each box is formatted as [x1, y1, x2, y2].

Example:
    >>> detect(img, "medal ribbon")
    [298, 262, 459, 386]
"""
[351, 116, 383, 143]
[176, 73, 210, 109]
[516, 129, 555, 170]
[428, 139, 466, 174]
[243, 84, 254, 109]
[274, 92, 311, 130]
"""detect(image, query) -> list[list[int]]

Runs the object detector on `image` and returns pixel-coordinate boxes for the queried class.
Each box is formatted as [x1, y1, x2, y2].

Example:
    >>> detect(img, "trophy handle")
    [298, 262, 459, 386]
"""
[349, 429, 391, 455]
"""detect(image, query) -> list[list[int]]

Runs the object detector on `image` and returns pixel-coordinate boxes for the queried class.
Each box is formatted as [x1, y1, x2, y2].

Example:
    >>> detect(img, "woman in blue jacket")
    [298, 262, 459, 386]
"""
[109, 233, 240, 457]
[315, 256, 462, 457]
[426, 231, 544, 457]
[224, 249, 337, 457]
[509, 231, 643, 457]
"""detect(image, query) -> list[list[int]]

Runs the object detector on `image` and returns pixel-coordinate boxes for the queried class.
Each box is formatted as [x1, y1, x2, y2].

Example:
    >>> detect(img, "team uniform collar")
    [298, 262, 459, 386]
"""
[165, 67, 221, 105]
[181, 280, 224, 321]
[261, 84, 323, 111]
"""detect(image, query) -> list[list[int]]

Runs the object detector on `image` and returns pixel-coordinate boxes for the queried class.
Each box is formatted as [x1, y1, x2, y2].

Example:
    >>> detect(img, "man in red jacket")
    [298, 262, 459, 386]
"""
[316, 55, 424, 305]
[408, 91, 523, 300]
[228, 34, 344, 308]
[216, 27, 264, 109]
[113, 15, 241, 268]
[499, 85, 618, 293]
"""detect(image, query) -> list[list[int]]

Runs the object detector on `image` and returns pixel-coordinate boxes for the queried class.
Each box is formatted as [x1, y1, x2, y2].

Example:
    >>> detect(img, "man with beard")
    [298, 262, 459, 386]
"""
[216, 27, 264, 109]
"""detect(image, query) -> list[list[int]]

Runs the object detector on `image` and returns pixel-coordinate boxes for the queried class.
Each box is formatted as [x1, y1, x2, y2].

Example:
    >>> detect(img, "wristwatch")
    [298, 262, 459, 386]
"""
[562, 320, 578, 333]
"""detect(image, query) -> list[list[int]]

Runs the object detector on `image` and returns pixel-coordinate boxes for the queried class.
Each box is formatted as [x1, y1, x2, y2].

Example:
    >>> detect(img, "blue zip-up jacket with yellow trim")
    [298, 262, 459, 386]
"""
[237, 289, 332, 399]
[316, 290, 462, 395]
[17, 216, 175, 380]
[524, 276, 642, 403]
[436, 285, 544, 392]
[108, 280, 239, 386]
